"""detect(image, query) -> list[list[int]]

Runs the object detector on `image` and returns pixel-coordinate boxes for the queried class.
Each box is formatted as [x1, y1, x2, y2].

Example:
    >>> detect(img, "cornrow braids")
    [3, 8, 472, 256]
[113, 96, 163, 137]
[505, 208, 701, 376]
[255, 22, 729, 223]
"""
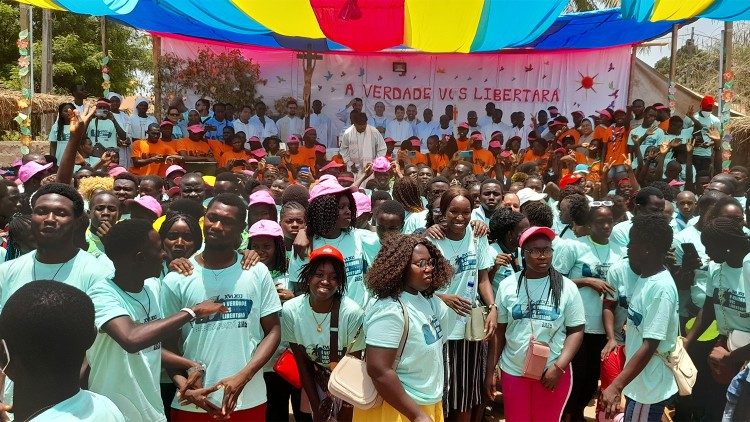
[393, 177, 425, 213]
[281, 201, 306, 219]
[701, 217, 750, 257]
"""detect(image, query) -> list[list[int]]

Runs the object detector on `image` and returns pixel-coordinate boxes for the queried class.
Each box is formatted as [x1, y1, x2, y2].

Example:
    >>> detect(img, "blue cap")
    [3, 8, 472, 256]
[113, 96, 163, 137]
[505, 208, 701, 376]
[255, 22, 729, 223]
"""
[574, 164, 590, 174]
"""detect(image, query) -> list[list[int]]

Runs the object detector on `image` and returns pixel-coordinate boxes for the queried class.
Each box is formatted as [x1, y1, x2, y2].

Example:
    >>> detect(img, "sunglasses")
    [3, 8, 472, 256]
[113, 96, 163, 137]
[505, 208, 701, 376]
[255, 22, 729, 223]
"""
[590, 201, 613, 207]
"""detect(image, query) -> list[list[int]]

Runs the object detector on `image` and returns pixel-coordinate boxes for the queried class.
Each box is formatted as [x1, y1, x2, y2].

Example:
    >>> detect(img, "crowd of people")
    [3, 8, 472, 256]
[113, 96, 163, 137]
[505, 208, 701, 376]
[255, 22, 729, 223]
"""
[0, 89, 747, 422]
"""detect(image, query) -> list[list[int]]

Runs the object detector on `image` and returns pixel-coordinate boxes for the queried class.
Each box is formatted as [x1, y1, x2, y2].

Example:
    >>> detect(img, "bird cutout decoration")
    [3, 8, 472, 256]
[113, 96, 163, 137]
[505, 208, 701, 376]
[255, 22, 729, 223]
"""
[608, 89, 620, 99]
[358, 68, 365, 77]
[454, 75, 459, 79]
[511, 77, 516, 81]
[542, 75, 547, 79]
[524, 64, 533, 72]
[498, 66, 505, 71]
[467, 76, 472, 81]
[608, 81, 615, 90]
[340, 71, 346, 77]
[607, 100, 615, 109]
[317, 85, 322, 91]
[413, 75, 417, 79]
[484, 78, 488, 82]
[377, 75, 383, 81]
[331, 87, 336, 92]
[276, 76, 286, 84]
[608, 62, 615, 72]
[573, 102, 581, 108]
[544, 61, 550, 65]
[323, 71, 333, 81]
[436, 68, 446, 74]
[478, 67, 483, 70]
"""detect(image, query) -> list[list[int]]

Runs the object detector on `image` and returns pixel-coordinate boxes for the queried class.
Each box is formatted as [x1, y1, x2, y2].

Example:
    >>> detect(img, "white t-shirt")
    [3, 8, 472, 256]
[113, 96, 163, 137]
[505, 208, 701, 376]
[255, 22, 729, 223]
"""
[385, 119, 415, 143]
[87, 279, 165, 422]
[249, 115, 279, 138]
[161, 255, 282, 413]
[31, 389, 125, 421]
[403, 210, 428, 234]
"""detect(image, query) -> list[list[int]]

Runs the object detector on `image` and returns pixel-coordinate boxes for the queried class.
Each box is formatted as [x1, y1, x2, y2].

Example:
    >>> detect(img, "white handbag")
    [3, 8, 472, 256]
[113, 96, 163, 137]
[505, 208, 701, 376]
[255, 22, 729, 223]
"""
[657, 336, 697, 396]
[328, 299, 409, 409]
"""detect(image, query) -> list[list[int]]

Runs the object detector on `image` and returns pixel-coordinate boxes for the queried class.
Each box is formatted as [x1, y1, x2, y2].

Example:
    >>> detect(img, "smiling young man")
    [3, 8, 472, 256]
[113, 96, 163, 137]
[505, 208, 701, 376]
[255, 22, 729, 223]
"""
[161, 193, 281, 420]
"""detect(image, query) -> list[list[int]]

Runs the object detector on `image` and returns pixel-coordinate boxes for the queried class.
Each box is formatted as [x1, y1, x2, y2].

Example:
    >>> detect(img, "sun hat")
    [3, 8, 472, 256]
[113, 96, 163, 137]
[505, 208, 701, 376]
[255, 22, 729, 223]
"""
[248, 220, 283, 238]
[309, 245, 345, 264]
[372, 156, 391, 173]
[519, 226, 556, 248]
[352, 191, 371, 217]
[18, 161, 52, 183]
[516, 187, 547, 206]
[309, 175, 353, 201]
[165, 165, 186, 178]
[248, 190, 276, 206]
[133, 195, 162, 218]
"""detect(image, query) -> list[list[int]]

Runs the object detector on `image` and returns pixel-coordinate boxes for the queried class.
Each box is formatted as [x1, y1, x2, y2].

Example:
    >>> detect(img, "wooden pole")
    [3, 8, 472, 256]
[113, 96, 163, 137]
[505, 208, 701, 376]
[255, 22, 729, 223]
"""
[152, 34, 162, 121]
[627, 45, 637, 104]
[724, 22, 733, 71]
[668, 24, 678, 88]
[41, 9, 52, 93]
[100, 17, 108, 57]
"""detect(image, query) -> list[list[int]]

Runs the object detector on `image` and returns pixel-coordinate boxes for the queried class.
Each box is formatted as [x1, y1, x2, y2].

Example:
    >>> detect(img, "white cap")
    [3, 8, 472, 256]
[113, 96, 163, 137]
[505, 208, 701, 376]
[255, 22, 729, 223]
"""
[516, 187, 547, 206]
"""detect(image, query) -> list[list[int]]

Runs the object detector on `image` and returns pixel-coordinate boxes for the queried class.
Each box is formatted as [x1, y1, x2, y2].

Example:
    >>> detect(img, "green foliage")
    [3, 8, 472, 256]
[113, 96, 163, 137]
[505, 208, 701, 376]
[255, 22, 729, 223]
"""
[0, 0, 151, 96]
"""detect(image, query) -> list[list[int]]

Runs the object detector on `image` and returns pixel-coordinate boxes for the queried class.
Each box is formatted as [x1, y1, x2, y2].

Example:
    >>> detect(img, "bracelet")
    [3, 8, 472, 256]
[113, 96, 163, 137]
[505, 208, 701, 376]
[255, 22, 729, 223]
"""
[187, 362, 206, 374]
[180, 307, 197, 321]
[553, 362, 566, 374]
[487, 303, 497, 310]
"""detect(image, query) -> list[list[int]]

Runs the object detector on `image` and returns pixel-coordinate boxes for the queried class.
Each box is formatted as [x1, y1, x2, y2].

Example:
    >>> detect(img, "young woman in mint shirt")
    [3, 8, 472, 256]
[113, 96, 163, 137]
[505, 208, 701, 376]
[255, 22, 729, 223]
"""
[355, 234, 457, 422]
[552, 199, 623, 422]
[486, 226, 585, 422]
[684, 217, 750, 420]
[282, 246, 363, 422]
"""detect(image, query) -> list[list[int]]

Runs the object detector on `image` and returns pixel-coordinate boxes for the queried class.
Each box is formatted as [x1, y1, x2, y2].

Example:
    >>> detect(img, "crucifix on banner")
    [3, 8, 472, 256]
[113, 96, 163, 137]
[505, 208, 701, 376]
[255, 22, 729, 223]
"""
[297, 46, 323, 128]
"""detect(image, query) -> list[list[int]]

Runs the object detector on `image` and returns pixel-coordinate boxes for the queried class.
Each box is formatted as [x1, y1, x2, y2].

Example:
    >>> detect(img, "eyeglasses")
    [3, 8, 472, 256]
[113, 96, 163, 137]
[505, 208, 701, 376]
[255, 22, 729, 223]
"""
[590, 201, 613, 207]
[523, 247, 553, 258]
[412, 259, 437, 269]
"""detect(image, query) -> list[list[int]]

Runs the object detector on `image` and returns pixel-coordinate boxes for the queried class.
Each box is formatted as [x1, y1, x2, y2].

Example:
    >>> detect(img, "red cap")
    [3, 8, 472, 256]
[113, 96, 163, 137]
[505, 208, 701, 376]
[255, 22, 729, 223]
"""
[701, 96, 715, 111]
[519, 226, 556, 248]
[559, 174, 582, 189]
[309, 245, 345, 264]
[384, 137, 396, 144]
[458, 122, 469, 129]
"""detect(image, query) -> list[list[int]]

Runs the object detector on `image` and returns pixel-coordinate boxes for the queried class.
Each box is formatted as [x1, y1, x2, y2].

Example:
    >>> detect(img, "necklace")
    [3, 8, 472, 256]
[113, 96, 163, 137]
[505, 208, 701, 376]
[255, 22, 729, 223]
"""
[119, 285, 152, 321]
[198, 253, 233, 281]
[309, 296, 334, 333]
[32, 255, 69, 282]
[587, 236, 611, 265]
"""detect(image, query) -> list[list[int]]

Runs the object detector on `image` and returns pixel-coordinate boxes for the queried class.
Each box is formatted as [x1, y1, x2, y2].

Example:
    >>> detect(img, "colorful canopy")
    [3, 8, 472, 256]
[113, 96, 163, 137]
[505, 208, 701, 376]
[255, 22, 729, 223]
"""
[621, 0, 750, 22]
[19, 0, 681, 53]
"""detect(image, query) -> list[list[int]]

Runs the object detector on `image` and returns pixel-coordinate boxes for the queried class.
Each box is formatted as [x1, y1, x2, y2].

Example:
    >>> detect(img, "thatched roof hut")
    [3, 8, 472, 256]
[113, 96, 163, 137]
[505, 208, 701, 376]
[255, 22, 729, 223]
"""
[0, 89, 72, 137]
[725, 117, 750, 169]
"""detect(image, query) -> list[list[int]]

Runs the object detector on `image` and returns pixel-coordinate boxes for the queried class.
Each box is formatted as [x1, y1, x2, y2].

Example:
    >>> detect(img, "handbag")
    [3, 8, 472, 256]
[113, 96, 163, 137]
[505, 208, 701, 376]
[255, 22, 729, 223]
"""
[464, 305, 487, 341]
[657, 336, 697, 396]
[728, 330, 750, 352]
[273, 348, 302, 389]
[328, 299, 409, 409]
[520, 274, 552, 380]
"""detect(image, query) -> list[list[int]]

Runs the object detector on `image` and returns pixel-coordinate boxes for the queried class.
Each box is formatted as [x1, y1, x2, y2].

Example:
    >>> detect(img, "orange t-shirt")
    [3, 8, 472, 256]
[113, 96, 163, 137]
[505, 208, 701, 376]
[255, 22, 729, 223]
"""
[605, 126, 629, 165]
[593, 125, 614, 143]
[521, 150, 551, 170]
[130, 140, 177, 176]
[208, 139, 230, 159]
[472, 148, 496, 174]
[401, 151, 428, 167]
[659, 119, 669, 131]
[219, 149, 251, 170]
[456, 138, 471, 151]
[427, 153, 449, 173]
[174, 138, 213, 158]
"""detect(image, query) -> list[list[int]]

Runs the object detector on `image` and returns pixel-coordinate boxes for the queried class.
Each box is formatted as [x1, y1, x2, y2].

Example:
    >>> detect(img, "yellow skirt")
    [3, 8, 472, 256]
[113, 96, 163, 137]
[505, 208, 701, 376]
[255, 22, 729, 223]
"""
[352, 400, 443, 422]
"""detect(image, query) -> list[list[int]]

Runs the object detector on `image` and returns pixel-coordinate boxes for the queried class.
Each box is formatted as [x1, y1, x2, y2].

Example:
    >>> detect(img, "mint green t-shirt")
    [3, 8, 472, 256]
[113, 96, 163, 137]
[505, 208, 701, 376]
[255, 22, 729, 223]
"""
[673, 225, 709, 318]
[161, 255, 282, 413]
[429, 226, 494, 340]
[627, 126, 664, 169]
[263, 271, 291, 373]
[495, 274, 585, 376]
[31, 389, 125, 422]
[281, 295, 364, 366]
[553, 236, 623, 334]
[87, 279, 165, 422]
[403, 210, 428, 234]
[86, 118, 119, 149]
[622, 270, 679, 404]
[706, 259, 750, 336]
[489, 243, 514, 294]
[289, 229, 381, 307]
[605, 258, 637, 344]
[364, 293, 457, 405]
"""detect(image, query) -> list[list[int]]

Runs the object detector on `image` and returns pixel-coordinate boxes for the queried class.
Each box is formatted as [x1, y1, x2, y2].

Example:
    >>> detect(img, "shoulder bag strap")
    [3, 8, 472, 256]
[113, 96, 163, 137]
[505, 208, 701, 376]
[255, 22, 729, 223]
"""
[393, 298, 410, 368]
[329, 297, 341, 363]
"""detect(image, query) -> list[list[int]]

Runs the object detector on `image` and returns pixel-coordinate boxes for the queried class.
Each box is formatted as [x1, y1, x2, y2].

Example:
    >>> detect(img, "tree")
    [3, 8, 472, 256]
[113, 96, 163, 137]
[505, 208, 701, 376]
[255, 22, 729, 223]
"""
[0, 0, 151, 96]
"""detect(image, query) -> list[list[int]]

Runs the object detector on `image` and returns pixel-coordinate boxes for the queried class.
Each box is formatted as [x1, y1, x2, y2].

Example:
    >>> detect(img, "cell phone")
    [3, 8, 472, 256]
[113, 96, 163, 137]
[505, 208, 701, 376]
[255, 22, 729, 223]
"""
[458, 151, 473, 160]
[266, 156, 281, 166]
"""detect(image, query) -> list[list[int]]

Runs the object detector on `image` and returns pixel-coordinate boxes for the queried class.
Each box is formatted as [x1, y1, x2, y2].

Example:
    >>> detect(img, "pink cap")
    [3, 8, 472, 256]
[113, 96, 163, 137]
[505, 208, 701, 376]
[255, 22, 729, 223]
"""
[287, 135, 300, 144]
[165, 164, 186, 178]
[352, 191, 371, 217]
[159, 120, 174, 127]
[668, 179, 686, 187]
[107, 166, 128, 178]
[18, 161, 52, 183]
[320, 161, 344, 172]
[248, 219, 283, 238]
[309, 175, 352, 201]
[598, 109, 613, 119]
[491, 131, 504, 140]
[252, 148, 267, 159]
[133, 195, 162, 217]
[304, 127, 316, 135]
[242, 169, 255, 176]
[247, 158, 259, 164]
[11, 159, 22, 167]
[519, 226, 556, 248]
[470, 133, 483, 142]
[248, 190, 276, 206]
[315, 144, 326, 154]
[187, 124, 204, 134]
[384, 137, 396, 144]
[410, 138, 421, 147]
[372, 156, 390, 173]
[458, 122, 469, 129]
[488, 140, 502, 148]
[654, 104, 669, 111]
[249, 136, 262, 144]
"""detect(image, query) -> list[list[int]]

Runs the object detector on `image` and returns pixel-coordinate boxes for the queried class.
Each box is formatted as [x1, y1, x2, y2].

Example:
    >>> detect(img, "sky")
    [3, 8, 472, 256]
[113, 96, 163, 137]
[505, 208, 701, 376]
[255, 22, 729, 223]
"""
[637, 19, 726, 66]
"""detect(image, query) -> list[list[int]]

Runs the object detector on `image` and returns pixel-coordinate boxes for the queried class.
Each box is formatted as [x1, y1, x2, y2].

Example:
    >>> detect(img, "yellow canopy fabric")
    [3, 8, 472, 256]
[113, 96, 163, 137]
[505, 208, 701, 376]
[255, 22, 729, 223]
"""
[17, 0, 64, 10]
[404, 0, 484, 53]
[232, 0, 325, 38]
[649, 0, 715, 21]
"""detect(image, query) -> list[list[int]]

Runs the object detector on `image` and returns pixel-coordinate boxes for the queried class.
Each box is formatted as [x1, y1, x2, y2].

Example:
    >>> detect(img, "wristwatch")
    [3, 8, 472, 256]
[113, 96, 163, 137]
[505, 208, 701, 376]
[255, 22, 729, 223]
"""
[187, 362, 206, 375]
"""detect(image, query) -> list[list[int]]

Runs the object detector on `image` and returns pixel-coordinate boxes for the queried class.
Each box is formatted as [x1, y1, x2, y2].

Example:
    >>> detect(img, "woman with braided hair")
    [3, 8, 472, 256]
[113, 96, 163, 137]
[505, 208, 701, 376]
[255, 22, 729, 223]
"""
[393, 177, 427, 234]
[485, 226, 585, 421]
[684, 217, 750, 419]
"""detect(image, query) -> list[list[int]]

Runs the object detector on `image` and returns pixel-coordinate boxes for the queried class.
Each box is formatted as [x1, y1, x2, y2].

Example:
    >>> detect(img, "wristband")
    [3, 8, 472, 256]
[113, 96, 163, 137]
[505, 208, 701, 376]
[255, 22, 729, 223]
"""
[181, 307, 197, 321]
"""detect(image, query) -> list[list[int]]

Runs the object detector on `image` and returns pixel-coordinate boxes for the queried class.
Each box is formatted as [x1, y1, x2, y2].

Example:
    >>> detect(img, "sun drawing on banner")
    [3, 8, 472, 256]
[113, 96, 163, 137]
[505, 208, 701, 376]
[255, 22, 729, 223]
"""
[576, 72, 600, 95]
